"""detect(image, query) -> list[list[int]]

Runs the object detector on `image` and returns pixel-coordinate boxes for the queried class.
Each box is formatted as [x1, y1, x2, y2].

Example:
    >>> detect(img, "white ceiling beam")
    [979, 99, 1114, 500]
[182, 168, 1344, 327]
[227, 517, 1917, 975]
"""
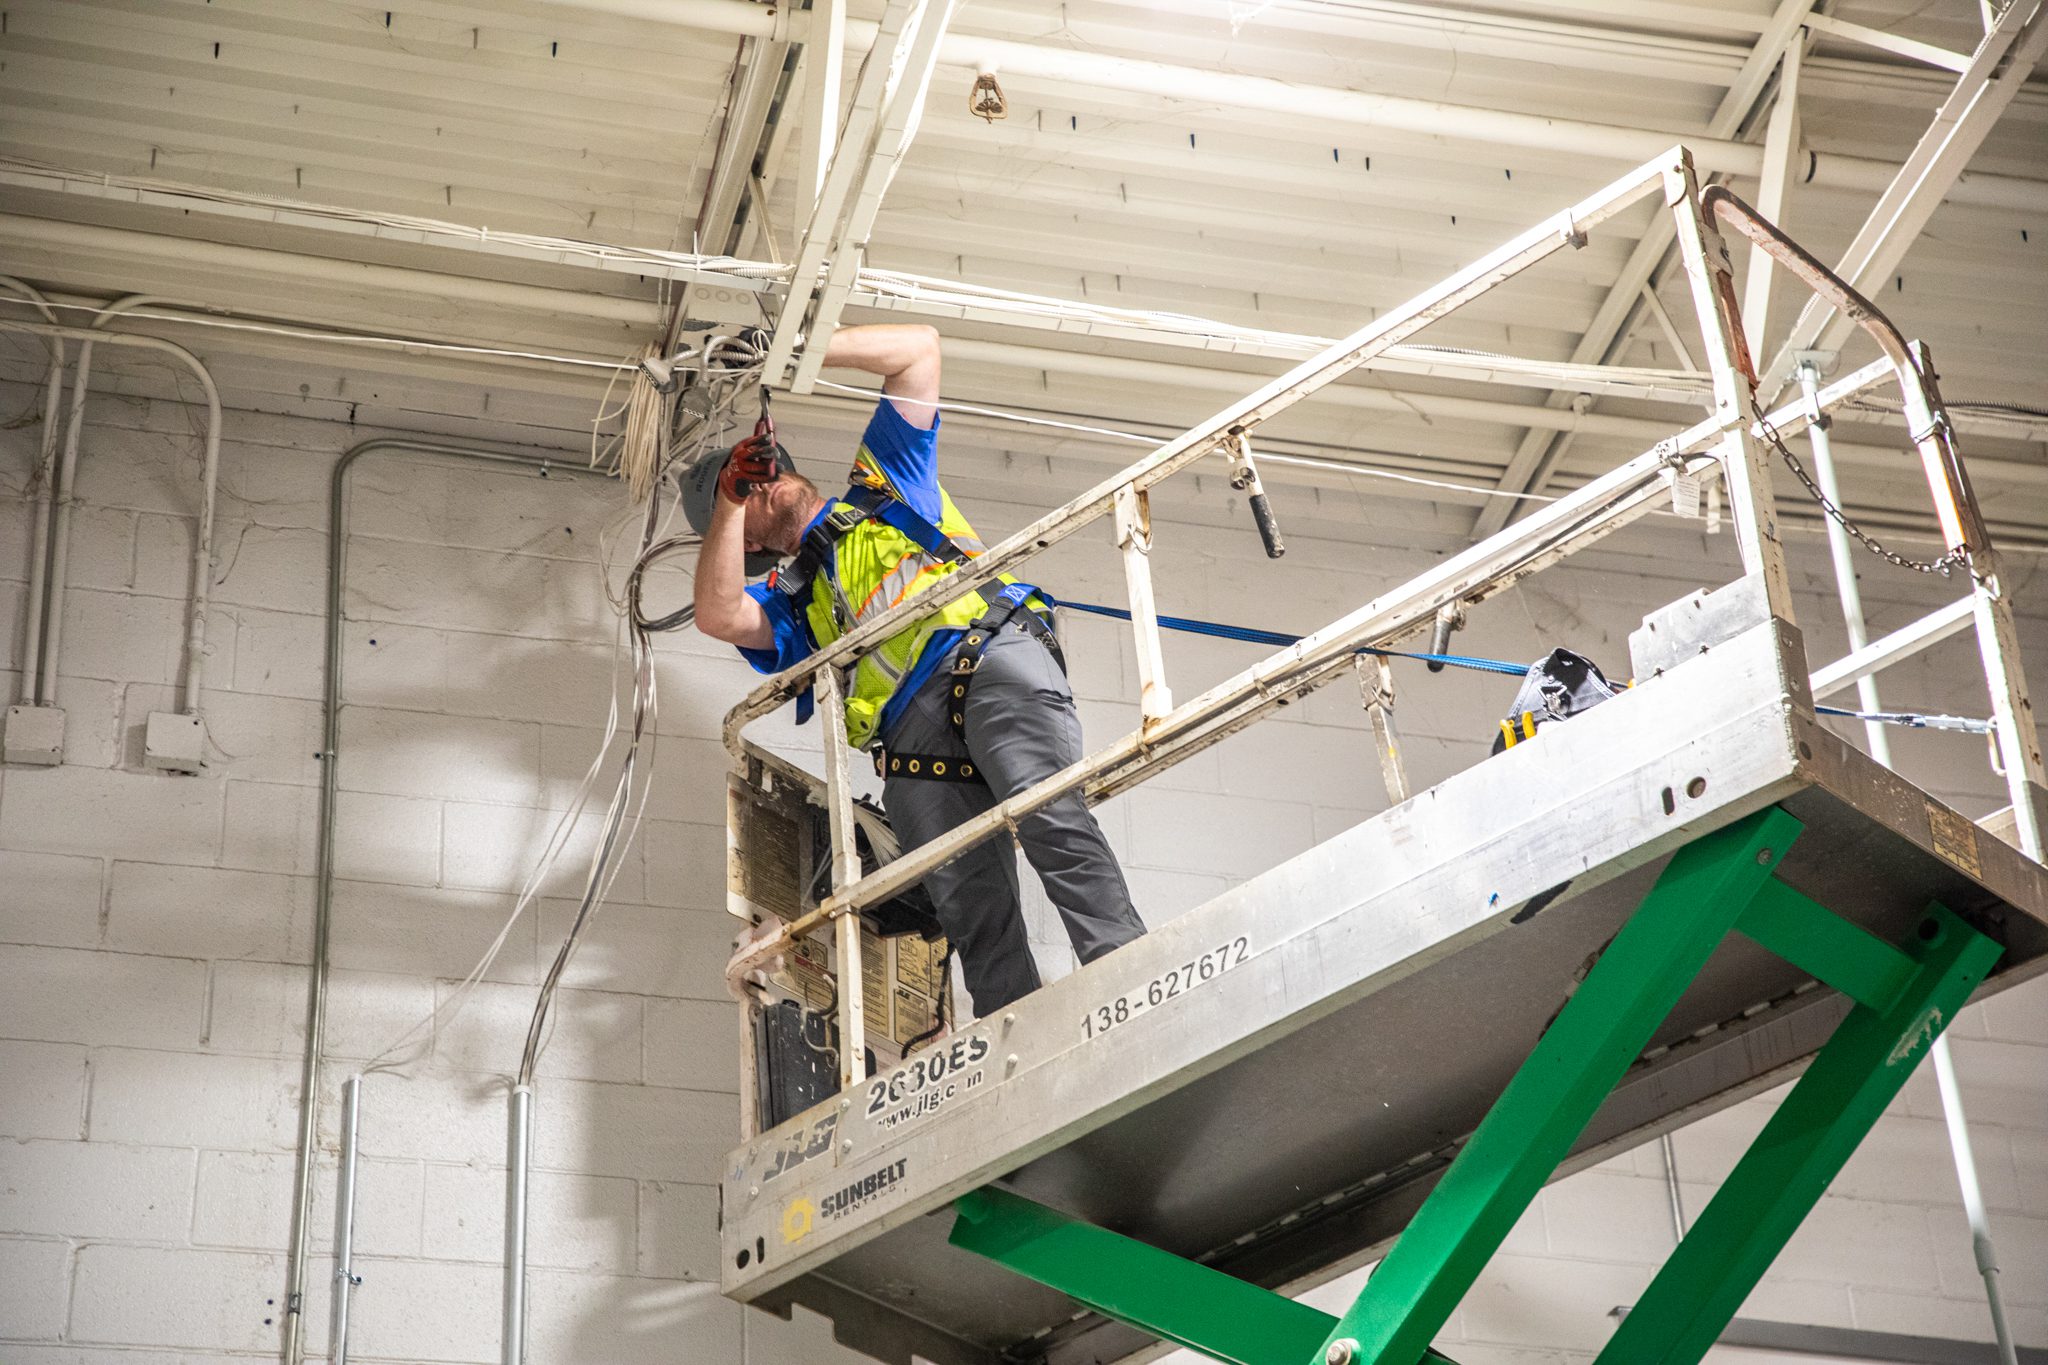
[696, 35, 798, 258]
[1467, 0, 1821, 540]
[0, 212, 664, 328]
[0, 162, 780, 293]
[1640, 283, 1700, 372]
[19, 174, 2046, 446]
[1804, 13, 1974, 73]
[1437, 0, 1775, 35]
[1761, 0, 2048, 396]
[10, 257, 2044, 481]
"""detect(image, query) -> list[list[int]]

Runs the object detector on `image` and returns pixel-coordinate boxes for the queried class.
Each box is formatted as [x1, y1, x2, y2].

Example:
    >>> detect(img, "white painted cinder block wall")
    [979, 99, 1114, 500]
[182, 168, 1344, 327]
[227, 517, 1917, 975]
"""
[0, 373, 2043, 1365]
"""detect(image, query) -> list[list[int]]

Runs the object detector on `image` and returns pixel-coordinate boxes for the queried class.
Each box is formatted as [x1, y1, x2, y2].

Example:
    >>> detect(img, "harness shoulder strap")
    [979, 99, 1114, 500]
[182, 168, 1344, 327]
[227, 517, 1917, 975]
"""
[772, 499, 869, 602]
[845, 484, 970, 565]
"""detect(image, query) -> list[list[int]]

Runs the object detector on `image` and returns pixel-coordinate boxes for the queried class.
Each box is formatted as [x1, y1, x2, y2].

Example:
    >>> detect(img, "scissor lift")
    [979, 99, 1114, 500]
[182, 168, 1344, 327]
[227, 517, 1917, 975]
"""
[715, 150, 2048, 1365]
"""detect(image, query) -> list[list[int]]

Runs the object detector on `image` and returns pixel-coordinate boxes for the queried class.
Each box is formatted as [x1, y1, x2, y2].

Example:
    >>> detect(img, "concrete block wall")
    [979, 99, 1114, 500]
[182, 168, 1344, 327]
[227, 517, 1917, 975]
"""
[2, 365, 2045, 1365]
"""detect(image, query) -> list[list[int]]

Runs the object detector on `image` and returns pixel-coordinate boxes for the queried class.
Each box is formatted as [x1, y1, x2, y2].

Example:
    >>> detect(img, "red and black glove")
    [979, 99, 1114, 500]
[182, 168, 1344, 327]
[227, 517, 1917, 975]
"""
[718, 416, 783, 503]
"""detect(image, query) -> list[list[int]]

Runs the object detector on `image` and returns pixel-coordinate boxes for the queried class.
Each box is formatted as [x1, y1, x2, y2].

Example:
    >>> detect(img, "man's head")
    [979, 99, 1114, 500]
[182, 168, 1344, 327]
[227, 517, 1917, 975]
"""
[740, 469, 826, 558]
[681, 443, 824, 574]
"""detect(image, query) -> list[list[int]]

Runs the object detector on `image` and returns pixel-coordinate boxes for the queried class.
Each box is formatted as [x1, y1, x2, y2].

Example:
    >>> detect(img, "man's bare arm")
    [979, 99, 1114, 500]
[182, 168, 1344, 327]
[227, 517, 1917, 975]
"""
[822, 324, 941, 429]
[693, 491, 774, 650]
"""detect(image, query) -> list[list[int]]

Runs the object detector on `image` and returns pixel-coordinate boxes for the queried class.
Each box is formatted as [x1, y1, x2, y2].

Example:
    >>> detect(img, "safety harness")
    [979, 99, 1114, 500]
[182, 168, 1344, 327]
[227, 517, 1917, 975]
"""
[1490, 648, 1630, 754]
[769, 483, 1060, 784]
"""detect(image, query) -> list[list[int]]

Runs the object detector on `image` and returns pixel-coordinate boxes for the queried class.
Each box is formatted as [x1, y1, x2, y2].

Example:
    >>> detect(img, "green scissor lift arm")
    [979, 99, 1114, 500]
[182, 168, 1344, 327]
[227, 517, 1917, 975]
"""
[949, 807, 2003, 1365]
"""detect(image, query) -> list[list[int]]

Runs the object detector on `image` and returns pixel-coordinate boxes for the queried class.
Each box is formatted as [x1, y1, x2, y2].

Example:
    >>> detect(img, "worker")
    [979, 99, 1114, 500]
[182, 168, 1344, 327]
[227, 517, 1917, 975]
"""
[690, 323, 1146, 1016]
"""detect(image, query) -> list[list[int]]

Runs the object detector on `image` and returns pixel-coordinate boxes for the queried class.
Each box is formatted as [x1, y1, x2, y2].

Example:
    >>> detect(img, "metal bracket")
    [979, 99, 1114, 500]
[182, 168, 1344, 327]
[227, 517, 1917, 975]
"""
[1355, 654, 1410, 805]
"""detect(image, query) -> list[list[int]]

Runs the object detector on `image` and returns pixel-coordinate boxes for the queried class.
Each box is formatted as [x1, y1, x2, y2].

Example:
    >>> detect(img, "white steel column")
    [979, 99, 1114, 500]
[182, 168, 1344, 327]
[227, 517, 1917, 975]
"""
[787, 0, 960, 393]
[1797, 360, 1890, 764]
[1796, 350, 2019, 1365]
[762, 0, 928, 387]
[698, 37, 798, 258]
[799, 0, 847, 213]
[1742, 39, 1804, 360]
[1762, 0, 2048, 394]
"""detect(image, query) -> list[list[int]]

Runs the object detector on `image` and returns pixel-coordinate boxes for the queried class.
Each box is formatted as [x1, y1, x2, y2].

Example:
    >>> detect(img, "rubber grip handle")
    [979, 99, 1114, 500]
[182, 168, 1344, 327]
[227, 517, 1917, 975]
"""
[1427, 615, 1453, 673]
[1249, 493, 1285, 559]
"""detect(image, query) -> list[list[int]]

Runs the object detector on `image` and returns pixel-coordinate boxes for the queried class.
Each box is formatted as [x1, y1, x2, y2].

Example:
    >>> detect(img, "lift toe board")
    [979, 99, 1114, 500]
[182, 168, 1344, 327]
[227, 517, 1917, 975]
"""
[720, 619, 2048, 1365]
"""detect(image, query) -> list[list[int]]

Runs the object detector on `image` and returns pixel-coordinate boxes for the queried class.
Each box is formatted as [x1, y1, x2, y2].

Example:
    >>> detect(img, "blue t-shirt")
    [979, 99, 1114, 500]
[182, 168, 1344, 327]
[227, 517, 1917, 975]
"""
[735, 397, 963, 743]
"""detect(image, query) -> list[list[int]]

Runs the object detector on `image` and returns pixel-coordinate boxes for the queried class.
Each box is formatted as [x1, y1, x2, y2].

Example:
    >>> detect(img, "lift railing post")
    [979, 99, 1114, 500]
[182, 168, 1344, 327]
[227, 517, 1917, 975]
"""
[814, 664, 868, 1089]
[1115, 485, 1173, 723]
[1896, 343, 2048, 859]
[1664, 160, 1796, 628]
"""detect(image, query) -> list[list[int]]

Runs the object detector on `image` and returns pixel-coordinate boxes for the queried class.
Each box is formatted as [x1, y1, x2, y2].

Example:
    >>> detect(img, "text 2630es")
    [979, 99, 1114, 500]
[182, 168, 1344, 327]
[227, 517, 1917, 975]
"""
[1082, 936, 1250, 1040]
[864, 1034, 991, 1117]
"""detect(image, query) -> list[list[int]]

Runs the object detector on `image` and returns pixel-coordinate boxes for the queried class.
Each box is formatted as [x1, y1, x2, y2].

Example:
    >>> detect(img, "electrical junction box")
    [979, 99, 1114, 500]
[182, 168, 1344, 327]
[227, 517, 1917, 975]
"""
[3, 704, 65, 766]
[143, 710, 208, 775]
[683, 281, 767, 327]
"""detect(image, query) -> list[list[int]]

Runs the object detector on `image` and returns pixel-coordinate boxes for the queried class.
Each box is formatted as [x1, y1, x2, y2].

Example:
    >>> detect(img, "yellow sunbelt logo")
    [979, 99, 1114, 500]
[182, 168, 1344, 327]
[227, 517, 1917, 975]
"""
[781, 1197, 815, 1244]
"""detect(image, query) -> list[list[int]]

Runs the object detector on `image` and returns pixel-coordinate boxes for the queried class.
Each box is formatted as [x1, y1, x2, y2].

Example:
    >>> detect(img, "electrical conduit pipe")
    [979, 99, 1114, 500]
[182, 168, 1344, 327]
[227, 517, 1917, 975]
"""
[0, 278, 66, 707]
[286, 437, 579, 1365]
[0, 318, 221, 719]
[47, 297, 224, 712]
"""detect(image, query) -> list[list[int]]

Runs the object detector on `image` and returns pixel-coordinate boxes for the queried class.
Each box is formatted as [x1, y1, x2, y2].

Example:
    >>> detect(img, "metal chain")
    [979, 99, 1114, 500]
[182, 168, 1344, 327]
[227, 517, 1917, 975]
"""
[1752, 406, 1969, 577]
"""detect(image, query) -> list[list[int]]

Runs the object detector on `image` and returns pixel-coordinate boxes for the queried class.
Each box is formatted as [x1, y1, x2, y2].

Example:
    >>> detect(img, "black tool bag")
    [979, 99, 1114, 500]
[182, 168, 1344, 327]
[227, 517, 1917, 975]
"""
[1491, 648, 1628, 755]
[807, 797, 946, 940]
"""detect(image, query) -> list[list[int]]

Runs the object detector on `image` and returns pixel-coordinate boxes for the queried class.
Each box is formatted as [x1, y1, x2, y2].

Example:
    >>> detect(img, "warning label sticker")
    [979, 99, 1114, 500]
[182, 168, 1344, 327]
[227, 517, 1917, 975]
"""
[1928, 803, 1982, 879]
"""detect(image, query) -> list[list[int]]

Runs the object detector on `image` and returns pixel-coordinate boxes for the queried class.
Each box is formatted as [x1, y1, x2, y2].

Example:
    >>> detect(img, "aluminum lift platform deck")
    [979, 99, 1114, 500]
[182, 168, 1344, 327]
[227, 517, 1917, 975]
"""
[721, 609, 2048, 1365]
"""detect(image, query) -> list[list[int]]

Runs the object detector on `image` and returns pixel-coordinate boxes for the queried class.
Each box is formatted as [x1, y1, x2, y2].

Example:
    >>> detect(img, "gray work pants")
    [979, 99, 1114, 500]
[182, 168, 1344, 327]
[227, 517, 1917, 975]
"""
[880, 621, 1145, 1016]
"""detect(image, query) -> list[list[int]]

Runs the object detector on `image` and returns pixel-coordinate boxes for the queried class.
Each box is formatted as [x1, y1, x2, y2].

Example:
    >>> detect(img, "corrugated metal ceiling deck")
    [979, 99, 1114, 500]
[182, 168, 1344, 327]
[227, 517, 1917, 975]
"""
[1, 0, 2043, 542]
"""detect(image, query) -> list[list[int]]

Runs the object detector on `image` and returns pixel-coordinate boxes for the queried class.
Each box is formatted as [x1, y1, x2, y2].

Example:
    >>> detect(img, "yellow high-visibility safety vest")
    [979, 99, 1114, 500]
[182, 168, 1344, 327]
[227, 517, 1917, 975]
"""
[801, 461, 1022, 750]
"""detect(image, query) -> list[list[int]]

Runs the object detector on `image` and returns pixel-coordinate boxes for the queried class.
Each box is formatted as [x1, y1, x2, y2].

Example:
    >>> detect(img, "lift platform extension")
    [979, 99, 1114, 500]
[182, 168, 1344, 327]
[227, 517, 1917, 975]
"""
[716, 150, 2048, 1365]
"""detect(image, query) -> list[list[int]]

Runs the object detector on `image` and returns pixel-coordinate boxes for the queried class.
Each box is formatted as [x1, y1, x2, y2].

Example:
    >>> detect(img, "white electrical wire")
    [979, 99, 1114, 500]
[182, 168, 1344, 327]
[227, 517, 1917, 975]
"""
[358, 586, 638, 1078]
[19, 297, 640, 372]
